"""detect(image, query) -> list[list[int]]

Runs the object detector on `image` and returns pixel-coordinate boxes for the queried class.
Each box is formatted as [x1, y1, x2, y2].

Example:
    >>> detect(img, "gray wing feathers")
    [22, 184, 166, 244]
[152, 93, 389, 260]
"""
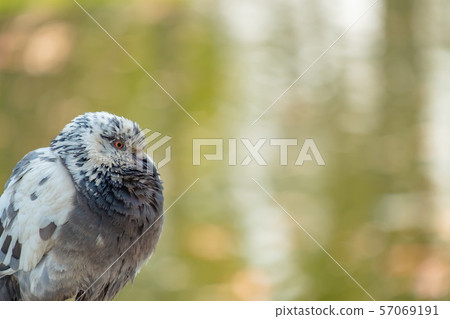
[0, 148, 75, 277]
[0, 276, 21, 300]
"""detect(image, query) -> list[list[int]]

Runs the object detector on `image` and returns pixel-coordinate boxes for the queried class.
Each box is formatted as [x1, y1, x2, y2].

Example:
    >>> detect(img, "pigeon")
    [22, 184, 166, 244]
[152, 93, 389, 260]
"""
[0, 112, 164, 300]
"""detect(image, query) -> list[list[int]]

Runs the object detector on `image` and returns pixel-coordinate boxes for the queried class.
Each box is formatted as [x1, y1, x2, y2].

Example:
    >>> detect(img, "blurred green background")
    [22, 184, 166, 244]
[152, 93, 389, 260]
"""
[1, 0, 450, 300]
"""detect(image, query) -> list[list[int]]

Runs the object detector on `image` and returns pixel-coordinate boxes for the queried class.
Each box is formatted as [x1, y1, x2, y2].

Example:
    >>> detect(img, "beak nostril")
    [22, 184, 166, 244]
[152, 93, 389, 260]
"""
[131, 152, 151, 171]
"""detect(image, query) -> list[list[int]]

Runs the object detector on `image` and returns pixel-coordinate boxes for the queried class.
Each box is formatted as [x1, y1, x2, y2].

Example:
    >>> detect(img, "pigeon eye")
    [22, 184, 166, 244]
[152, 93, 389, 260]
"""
[113, 140, 125, 149]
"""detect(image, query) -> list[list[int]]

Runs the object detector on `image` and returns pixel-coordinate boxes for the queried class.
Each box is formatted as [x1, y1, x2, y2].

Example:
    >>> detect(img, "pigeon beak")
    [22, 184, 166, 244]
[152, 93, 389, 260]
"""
[132, 151, 153, 173]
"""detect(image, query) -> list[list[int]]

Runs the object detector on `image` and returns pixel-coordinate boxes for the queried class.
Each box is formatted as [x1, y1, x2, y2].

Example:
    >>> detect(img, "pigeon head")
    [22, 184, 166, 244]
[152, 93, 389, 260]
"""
[50, 112, 162, 217]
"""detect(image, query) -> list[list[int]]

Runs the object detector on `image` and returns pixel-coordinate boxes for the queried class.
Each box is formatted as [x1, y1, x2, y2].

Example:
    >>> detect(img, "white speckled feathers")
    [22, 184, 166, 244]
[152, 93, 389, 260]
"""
[0, 147, 75, 276]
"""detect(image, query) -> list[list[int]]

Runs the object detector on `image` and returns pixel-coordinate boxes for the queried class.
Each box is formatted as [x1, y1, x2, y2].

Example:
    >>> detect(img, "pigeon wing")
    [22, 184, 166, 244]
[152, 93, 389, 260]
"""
[0, 148, 75, 276]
